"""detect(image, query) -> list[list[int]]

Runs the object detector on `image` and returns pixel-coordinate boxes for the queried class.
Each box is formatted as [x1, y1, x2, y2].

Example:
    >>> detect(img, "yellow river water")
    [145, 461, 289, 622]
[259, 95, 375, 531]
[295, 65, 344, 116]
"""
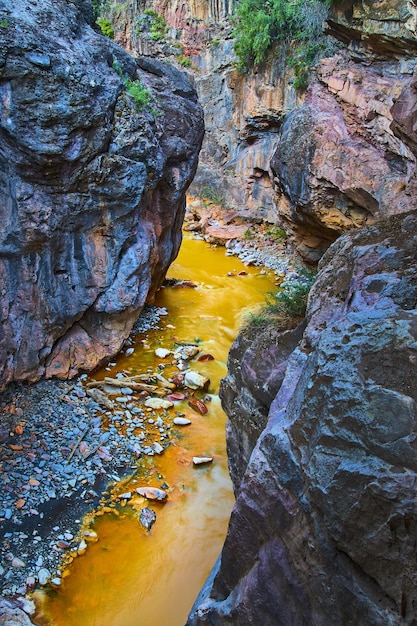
[34, 234, 277, 626]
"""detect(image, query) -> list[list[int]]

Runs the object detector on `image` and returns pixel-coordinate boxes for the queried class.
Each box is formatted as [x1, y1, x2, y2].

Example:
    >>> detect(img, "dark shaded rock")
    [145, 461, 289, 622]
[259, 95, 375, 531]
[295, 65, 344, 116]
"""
[220, 321, 306, 493]
[0, 0, 204, 389]
[188, 211, 417, 625]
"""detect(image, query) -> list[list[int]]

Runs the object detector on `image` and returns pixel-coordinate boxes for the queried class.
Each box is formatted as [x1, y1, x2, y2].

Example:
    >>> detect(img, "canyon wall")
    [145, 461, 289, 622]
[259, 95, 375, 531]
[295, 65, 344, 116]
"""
[0, 0, 203, 390]
[108, 0, 417, 262]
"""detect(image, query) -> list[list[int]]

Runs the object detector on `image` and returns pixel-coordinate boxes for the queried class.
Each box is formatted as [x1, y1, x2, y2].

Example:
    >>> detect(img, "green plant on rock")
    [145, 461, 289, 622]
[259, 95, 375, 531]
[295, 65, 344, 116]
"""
[136, 9, 168, 41]
[232, 0, 337, 89]
[200, 186, 225, 205]
[244, 268, 316, 330]
[97, 16, 114, 39]
[266, 225, 287, 241]
[178, 54, 193, 68]
[125, 78, 152, 109]
[112, 59, 153, 111]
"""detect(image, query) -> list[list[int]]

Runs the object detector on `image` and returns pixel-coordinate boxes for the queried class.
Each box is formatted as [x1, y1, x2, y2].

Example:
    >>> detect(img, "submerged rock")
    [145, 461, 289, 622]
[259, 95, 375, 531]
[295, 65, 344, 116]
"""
[0, 0, 204, 390]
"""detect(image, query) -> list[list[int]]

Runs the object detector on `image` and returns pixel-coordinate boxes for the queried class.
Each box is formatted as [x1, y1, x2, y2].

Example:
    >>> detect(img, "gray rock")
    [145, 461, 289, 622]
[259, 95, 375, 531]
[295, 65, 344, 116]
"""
[139, 507, 157, 531]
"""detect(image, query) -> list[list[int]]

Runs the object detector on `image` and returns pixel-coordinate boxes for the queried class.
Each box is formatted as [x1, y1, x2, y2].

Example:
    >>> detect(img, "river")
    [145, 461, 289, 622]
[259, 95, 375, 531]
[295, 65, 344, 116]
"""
[34, 234, 276, 626]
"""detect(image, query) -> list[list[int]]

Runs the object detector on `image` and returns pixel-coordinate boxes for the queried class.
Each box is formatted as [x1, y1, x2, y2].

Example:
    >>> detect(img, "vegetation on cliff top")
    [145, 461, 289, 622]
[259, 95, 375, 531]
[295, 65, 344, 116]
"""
[233, 0, 337, 88]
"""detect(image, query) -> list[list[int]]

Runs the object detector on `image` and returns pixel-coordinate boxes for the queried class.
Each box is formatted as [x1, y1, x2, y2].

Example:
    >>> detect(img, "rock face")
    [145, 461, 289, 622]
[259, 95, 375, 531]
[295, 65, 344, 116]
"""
[107, 0, 302, 224]
[188, 211, 417, 625]
[0, 0, 203, 389]
[271, 2, 417, 263]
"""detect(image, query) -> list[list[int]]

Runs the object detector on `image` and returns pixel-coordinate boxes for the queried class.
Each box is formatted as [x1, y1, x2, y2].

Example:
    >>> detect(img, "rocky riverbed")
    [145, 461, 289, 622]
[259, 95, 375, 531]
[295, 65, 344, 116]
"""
[0, 219, 305, 622]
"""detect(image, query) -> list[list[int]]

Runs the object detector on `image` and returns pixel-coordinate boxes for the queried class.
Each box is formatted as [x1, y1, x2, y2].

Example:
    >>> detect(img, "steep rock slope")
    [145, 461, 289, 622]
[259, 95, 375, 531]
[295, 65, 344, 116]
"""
[0, 0, 203, 389]
[188, 209, 417, 626]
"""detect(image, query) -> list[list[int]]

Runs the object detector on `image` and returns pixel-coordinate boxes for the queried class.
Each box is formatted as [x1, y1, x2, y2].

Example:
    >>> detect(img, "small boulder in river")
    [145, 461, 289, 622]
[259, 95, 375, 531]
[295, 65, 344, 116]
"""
[136, 487, 168, 501]
[139, 507, 157, 531]
[173, 417, 192, 426]
[184, 371, 210, 391]
[155, 348, 172, 358]
[188, 398, 209, 415]
[193, 457, 213, 466]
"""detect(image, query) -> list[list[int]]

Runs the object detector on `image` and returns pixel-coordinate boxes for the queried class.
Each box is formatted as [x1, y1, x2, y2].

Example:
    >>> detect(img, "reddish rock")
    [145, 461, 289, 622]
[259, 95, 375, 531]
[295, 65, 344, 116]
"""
[271, 51, 417, 263]
[188, 398, 209, 415]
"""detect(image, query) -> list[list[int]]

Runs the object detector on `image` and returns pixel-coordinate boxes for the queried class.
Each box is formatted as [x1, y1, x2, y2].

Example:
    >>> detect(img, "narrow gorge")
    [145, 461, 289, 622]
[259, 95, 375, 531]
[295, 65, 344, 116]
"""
[1, 0, 417, 624]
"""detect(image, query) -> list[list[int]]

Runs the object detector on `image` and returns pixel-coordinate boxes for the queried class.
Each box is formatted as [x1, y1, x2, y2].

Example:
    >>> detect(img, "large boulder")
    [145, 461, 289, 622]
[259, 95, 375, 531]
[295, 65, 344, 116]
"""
[0, 0, 204, 389]
[271, 51, 417, 263]
[188, 211, 417, 625]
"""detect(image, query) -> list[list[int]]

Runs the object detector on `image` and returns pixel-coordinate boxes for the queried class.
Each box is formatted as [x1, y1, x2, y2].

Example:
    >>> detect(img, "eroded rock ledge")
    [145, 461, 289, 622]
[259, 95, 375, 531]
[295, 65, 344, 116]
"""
[0, 0, 204, 390]
[188, 211, 417, 625]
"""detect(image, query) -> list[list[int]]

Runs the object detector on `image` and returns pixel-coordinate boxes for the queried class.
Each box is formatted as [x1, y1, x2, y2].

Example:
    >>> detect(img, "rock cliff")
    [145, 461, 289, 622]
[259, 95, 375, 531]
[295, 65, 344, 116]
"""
[99, 0, 417, 263]
[188, 209, 417, 626]
[0, 0, 203, 389]
[104, 0, 303, 224]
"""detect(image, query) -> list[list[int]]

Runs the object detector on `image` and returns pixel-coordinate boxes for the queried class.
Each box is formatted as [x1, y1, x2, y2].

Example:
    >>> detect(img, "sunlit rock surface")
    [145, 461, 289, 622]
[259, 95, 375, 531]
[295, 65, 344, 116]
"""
[0, 0, 203, 389]
[188, 211, 417, 625]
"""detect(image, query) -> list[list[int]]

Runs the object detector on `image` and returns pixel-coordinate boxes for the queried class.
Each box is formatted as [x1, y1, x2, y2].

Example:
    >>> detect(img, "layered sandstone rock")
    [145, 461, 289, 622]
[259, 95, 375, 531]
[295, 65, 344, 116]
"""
[0, 0, 203, 389]
[188, 211, 417, 626]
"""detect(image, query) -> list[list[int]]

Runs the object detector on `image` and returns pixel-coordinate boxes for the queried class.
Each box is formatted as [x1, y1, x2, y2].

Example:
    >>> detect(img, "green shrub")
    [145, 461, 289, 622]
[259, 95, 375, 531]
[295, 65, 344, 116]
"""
[112, 59, 153, 111]
[268, 269, 316, 318]
[266, 225, 287, 241]
[244, 268, 316, 330]
[0, 19, 9, 28]
[232, 0, 336, 88]
[97, 17, 114, 39]
[138, 9, 168, 41]
[125, 78, 152, 109]
[200, 186, 225, 205]
[178, 54, 192, 67]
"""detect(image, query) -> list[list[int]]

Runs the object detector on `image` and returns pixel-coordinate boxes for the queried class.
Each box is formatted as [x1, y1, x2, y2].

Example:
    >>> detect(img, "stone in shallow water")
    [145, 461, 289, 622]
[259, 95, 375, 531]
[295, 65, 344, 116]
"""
[173, 416, 192, 426]
[144, 398, 174, 410]
[192, 457, 213, 466]
[188, 398, 209, 415]
[139, 507, 157, 531]
[184, 371, 210, 391]
[136, 487, 167, 501]
[155, 348, 172, 358]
